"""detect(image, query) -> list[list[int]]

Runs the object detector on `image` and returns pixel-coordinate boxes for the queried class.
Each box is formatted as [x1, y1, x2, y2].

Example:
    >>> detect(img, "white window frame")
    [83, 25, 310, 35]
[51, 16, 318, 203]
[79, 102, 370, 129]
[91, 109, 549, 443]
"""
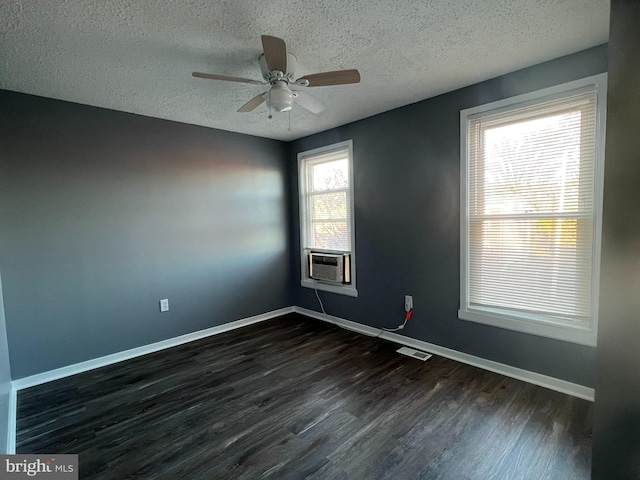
[298, 140, 357, 297]
[459, 74, 607, 346]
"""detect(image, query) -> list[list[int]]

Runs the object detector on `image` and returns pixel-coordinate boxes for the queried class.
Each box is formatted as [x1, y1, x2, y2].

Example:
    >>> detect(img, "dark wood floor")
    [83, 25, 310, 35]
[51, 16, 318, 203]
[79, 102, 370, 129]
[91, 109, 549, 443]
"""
[17, 313, 592, 479]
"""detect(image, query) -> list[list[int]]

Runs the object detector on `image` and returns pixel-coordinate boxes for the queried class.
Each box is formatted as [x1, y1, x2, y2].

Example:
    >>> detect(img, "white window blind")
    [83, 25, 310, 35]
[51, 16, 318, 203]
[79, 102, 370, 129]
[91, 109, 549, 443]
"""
[300, 147, 352, 252]
[460, 74, 606, 345]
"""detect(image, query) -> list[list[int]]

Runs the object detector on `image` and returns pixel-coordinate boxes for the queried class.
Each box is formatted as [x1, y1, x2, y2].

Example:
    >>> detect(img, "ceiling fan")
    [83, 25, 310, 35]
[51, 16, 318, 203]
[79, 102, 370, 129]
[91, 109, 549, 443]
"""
[192, 35, 361, 116]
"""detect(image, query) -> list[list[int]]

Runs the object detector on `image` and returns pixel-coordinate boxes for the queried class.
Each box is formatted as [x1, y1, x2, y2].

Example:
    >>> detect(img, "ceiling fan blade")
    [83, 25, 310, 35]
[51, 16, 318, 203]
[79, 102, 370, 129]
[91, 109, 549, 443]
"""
[293, 91, 325, 114]
[192, 72, 265, 85]
[261, 35, 287, 73]
[237, 93, 267, 112]
[299, 69, 361, 87]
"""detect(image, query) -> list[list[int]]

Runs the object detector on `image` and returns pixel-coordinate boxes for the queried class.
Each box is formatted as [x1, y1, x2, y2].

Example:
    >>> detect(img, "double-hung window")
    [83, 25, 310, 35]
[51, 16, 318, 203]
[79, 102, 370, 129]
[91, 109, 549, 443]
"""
[298, 140, 357, 296]
[459, 74, 607, 346]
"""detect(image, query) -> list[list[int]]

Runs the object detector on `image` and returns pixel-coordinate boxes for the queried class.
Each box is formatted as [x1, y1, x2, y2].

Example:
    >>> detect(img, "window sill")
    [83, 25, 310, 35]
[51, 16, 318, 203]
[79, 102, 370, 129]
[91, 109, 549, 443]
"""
[457, 307, 597, 347]
[301, 279, 358, 297]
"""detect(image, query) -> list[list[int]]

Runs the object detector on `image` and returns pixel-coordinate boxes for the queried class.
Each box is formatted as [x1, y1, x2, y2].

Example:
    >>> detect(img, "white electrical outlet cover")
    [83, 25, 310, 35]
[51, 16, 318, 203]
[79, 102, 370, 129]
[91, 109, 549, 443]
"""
[160, 299, 169, 312]
[404, 295, 413, 311]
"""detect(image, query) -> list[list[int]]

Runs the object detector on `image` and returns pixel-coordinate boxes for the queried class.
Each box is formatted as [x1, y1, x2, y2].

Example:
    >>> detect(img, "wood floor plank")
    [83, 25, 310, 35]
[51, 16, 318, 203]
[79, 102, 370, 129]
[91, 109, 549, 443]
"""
[16, 313, 592, 479]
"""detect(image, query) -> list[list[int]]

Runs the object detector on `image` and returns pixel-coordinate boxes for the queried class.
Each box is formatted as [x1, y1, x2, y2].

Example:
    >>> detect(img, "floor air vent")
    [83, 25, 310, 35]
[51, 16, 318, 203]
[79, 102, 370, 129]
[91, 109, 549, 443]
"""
[397, 346, 432, 361]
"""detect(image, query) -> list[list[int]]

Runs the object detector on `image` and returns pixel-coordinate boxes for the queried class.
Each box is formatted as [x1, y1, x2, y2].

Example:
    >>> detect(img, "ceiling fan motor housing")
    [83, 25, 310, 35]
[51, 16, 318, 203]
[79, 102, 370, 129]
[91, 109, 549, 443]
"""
[259, 53, 298, 83]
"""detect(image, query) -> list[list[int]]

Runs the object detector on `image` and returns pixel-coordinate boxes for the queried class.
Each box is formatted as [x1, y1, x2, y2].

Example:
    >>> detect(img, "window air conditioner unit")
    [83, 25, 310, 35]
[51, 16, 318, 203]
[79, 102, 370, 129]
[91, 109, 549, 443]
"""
[308, 252, 351, 284]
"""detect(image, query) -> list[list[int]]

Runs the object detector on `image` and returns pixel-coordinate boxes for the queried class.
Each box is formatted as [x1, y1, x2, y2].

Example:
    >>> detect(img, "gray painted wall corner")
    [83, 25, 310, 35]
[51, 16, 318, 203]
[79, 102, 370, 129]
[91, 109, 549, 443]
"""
[592, 1, 640, 478]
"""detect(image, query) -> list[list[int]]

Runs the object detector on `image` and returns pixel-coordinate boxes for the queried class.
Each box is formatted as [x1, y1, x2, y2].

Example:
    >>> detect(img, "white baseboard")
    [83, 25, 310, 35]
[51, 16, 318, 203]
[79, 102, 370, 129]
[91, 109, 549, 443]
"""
[6, 384, 16, 454]
[294, 306, 595, 402]
[12, 307, 294, 392]
[6, 303, 593, 454]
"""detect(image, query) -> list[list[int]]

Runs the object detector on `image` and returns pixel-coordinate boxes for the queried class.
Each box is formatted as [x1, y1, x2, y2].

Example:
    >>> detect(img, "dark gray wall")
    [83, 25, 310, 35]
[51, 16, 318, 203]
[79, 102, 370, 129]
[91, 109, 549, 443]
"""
[289, 45, 608, 387]
[0, 91, 290, 379]
[0, 274, 11, 453]
[593, 1, 640, 478]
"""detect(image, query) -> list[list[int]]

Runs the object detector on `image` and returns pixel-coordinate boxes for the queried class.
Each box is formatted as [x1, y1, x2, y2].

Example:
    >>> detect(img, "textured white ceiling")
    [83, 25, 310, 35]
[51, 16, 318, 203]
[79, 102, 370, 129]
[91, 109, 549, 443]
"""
[1, 0, 609, 141]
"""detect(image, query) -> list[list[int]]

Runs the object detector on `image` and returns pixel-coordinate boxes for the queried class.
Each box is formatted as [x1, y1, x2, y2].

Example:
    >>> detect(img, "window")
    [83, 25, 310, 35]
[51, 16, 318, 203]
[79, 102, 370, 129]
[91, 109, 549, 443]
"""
[298, 140, 356, 296]
[459, 74, 607, 346]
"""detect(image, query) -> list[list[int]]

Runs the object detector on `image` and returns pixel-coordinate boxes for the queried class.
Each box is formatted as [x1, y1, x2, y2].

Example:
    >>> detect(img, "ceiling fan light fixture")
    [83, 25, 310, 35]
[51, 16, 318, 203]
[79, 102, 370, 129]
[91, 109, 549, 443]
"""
[268, 85, 294, 112]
